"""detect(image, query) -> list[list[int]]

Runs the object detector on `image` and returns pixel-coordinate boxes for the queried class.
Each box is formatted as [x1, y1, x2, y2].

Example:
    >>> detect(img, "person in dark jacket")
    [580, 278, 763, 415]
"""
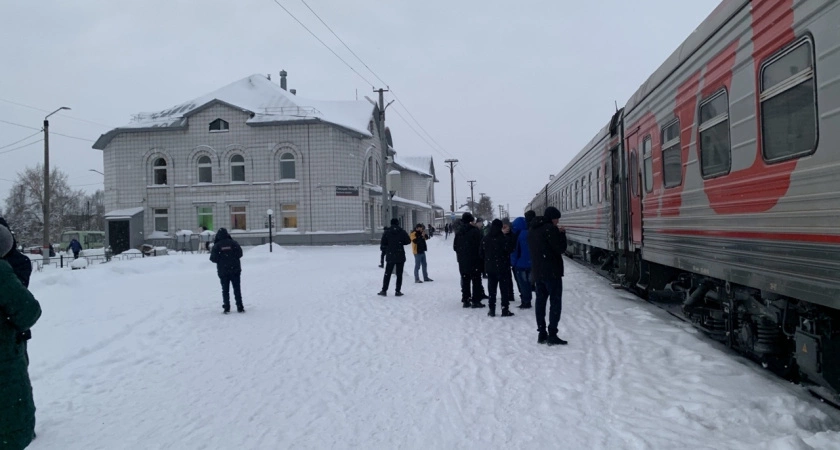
[510, 216, 533, 309]
[410, 224, 432, 283]
[480, 219, 516, 317]
[453, 212, 485, 308]
[527, 207, 568, 346]
[0, 224, 42, 449]
[68, 238, 83, 259]
[209, 228, 245, 314]
[0, 219, 34, 349]
[378, 218, 411, 296]
[378, 226, 387, 268]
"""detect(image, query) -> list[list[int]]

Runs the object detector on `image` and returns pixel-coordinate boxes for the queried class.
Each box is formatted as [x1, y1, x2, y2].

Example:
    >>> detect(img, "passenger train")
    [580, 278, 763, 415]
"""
[527, 0, 839, 398]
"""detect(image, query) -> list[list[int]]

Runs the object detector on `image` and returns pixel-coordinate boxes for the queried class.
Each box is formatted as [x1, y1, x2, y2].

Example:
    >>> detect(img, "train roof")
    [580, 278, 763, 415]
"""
[624, 0, 747, 114]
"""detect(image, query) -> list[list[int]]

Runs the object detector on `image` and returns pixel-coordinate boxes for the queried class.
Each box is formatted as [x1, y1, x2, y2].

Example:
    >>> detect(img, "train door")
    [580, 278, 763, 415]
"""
[609, 145, 624, 252]
[628, 147, 643, 250]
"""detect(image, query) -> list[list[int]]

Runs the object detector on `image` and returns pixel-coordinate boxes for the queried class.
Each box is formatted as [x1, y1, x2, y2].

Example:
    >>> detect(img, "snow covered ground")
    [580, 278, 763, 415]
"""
[23, 237, 840, 449]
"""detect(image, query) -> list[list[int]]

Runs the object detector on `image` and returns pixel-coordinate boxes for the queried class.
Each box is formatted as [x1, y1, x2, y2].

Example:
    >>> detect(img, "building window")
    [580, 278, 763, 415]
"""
[153, 158, 167, 185]
[197, 206, 213, 230]
[198, 155, 212, 183]
[230, 206, 246, 230]
[699, 90, 731, 177]
[154, 208, 169, 232]
[279, 152, 296, 180]
[230, 154, 245, 182]
[661, 120, 682, 188]
[760, 38, 817, 162]
[367, 157, 374, 183]
[281, 204, 297, 229]
[209, 118, 229, 132]
[642, 137, 653, 192]
[368, 120, 374, 134]
[375, 161, 381, 185]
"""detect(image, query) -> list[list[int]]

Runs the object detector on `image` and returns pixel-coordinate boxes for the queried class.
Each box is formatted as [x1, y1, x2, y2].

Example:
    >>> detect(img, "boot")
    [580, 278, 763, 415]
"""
[377, 290, 387, 296]
[501, 307, 514, 317]
[517, 302, 532, 309]
[471, 299, 486, 308]
[462, 300, 471, 308]
[424, 277, 433, 282]
[546, 333, 568, 346]
[237, 306, 245, 313]
[537, 329, 548, 344]
[395, 291, 404, 297]
[487, 306, 496, 317]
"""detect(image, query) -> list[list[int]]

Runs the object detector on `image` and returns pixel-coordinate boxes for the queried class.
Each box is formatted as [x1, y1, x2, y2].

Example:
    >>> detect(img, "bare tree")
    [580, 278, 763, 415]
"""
[2, 164, 82, 245]
[474, 195, 495, 221]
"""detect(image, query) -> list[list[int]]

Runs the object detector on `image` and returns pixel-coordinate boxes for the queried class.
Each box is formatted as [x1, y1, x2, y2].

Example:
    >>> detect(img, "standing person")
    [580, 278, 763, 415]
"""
[511, 216, 533, 309]
[68, 238, 83, 259]
[480, 219, 516, 317]
[378, 218, 411, 296]
[453, 212, 485, 308]
[444, 223, 450, 240]
[0, 218, 32, 288]
[528, 207, 568, 345]
[410, 224, 433, 283]
[209, 228, 245, 314]
[0, 224, 42, 449]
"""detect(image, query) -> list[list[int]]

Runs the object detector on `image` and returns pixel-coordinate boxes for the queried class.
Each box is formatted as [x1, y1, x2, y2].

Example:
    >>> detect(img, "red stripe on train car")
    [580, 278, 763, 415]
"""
[653, 229, 840, 244]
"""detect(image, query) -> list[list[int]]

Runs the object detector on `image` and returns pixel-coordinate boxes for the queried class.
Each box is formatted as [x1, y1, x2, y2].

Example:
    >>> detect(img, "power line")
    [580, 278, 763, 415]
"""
[0, 139, 43, 155]
[0, 119, 93, 142]
[0, 131, 41, 150]
[0, 97, 115, 128]
[269, 0, 375, 88]
[0, 119, 40, 131]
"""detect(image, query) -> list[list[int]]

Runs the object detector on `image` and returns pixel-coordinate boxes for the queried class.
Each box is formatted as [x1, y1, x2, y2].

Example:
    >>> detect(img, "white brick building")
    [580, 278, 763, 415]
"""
[93, 74, 438, 252]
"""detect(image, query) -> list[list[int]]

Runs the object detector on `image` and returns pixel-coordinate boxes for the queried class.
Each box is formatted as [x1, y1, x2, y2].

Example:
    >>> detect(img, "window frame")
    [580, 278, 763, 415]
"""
[153, 158, 168, 186]
[281, 204, 298, 229]
[279, 152, 296, 180]
[230, 154, 246, 182]
[661, 119, 683, 188]
[209, 118, 229, 133]
[698, 89, 732, 178]
[759, 36, 819, 164]
[197, 206, 213, 230]
[642, 137, 653, 193]
[230, 205, 247, 231]
[197, 155, 213, 183]
[629, 149, 639, 197]
[153, 208, 169, 233]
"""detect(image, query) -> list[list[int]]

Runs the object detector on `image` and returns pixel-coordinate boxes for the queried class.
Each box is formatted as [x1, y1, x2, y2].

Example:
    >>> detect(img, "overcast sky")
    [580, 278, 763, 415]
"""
[0, 0, 721, 217]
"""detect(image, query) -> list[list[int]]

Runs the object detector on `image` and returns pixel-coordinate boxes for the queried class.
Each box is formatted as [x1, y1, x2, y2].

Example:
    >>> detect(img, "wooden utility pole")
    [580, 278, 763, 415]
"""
[467, 180, 476, 214]
[374, 88, 393, 227]
[444, 159, 458, 214]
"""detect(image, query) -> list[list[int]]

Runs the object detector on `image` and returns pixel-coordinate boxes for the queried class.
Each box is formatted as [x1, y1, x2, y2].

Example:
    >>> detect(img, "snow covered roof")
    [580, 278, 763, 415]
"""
[93, 74, 375, 149]
[104, 207, 144, 219]
[393, 155, 437, 181]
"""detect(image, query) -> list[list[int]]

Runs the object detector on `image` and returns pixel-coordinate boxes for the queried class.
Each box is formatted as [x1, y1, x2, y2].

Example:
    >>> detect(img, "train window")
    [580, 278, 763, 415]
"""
[588, 173, 593, 205]
[604, 165, 610, 202]
[661, 119, 682, 188]
[596, 168, 602, 203]
[642, 137, 653, 192]
[575, 180, 579, 209]
[629, 149, 639, 197]
[581, 176, 586, 206]
[760, 38, 817, 162]
[699, 90, 731, 177]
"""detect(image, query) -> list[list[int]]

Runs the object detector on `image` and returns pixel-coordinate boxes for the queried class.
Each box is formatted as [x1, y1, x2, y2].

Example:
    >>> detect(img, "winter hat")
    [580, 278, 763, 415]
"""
[0, 224, 13, 258]
[524, 210, 536, 223]
[491, 219, 503, 230]
[390, 218, 400, 226]
[462, 212, 475, 224]
[544, 206, 561, 220]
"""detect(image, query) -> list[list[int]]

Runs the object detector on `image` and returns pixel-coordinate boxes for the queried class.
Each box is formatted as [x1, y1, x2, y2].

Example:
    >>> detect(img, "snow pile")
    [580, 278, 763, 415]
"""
[23, 238, 840, 449]
[69, 259, 87, 270]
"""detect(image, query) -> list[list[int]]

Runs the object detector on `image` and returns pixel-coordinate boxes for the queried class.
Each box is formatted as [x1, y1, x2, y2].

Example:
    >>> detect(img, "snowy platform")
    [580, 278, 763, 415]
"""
[25, 238, 840, 449]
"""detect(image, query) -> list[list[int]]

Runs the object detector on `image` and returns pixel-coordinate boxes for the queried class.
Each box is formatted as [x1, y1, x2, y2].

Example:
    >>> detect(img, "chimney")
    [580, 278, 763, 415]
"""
[290, 89, 296, 95]
[279, 70, 287, 90]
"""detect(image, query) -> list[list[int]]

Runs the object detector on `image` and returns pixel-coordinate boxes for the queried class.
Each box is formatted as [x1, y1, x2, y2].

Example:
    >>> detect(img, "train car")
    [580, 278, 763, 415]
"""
[528, 0, 840, 397]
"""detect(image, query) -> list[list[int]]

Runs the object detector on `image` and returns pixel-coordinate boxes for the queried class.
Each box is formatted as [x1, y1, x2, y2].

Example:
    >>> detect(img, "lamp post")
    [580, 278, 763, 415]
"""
[43, 106, 71, 262]
[89, 169, 104, 176]
[267, 209, 274, 252]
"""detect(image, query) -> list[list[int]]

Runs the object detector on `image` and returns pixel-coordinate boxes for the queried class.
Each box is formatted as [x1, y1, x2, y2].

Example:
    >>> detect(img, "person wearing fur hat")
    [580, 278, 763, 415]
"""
[480, 219, 516, 317]
[209, 228, 245, 314]
[378, 218, 411, 296]
[453, 212, 485, 308]
[527, 206, 568, 345]
[0, 224, 42, 449]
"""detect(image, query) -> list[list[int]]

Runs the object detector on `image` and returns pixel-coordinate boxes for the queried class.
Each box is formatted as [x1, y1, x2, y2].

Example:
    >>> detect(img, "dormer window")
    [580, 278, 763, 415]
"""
[209, 119, 229, 132]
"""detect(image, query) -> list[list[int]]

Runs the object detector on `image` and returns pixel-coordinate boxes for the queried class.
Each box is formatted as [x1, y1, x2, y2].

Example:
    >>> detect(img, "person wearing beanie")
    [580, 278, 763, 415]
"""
[0, 223, 42, 449]
[524, 210, 537, 227]
[209, 228, 245, 314]
[527, 206, 568, 345]
[479, 219, 516, 317]
[453, 211, 485, 308]
[378, 218, 410, 296]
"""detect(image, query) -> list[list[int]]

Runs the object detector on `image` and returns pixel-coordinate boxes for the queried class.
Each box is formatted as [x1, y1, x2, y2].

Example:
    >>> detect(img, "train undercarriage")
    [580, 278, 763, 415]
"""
[570, 243, 840, 403]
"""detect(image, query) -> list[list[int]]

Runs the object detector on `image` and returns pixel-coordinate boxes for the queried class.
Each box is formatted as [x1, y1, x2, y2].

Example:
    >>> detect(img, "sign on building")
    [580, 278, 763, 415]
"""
[335, 186, 359, 197]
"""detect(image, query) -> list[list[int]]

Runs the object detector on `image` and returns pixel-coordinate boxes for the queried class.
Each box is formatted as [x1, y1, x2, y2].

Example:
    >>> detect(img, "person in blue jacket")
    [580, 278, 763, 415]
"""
[209, 228, 245, 314]
[68, 238, 83, 259]
[511, 215, 533, 309]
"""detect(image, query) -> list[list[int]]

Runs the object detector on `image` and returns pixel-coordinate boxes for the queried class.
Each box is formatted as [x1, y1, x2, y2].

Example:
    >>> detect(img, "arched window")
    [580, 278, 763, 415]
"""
[198, 156, 212, 183]
[230, 154, 245, 182]
[375, 161, 381, 185]
[153, 158, 167, 185]
[366, 157, 374, 183]
[209, 119, 229, 132]
[279, 152, 296, 179]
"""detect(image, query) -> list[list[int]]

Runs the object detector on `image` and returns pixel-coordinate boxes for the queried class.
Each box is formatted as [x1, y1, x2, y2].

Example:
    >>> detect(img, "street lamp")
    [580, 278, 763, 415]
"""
[43, 106, 71, 262]
[267, 209, 274, 252]
[89, 169, 104, 176]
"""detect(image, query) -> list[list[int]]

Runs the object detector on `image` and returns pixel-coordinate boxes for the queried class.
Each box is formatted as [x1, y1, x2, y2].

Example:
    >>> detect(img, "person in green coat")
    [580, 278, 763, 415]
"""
[0, 224, 41, 449]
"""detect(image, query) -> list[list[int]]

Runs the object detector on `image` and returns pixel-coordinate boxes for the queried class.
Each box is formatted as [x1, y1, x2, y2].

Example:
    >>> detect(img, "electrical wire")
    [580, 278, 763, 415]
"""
[0, 139, 43, 155]
[0, 119, 41, 131]
[0, 97, 115, 128]
[0, 131, 41, 150]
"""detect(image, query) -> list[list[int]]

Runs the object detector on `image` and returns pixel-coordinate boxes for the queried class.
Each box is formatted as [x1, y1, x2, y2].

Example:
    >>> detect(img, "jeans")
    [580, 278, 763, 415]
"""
[534, 278, 563, 334]
[219, 271, 243, 310]
[414, 253, 428, 281]
[514, 268, 533, 303]
[383, 261, 405, 292]
[487, 270, 514, 309]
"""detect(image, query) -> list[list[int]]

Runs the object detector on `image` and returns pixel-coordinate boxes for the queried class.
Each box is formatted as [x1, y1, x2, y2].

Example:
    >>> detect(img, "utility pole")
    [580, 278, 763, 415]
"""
[444, 159, 458, 214]
[467, 180, 476, 214]
[374, 88, 393, 227]
[43, 106, 71, 262]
